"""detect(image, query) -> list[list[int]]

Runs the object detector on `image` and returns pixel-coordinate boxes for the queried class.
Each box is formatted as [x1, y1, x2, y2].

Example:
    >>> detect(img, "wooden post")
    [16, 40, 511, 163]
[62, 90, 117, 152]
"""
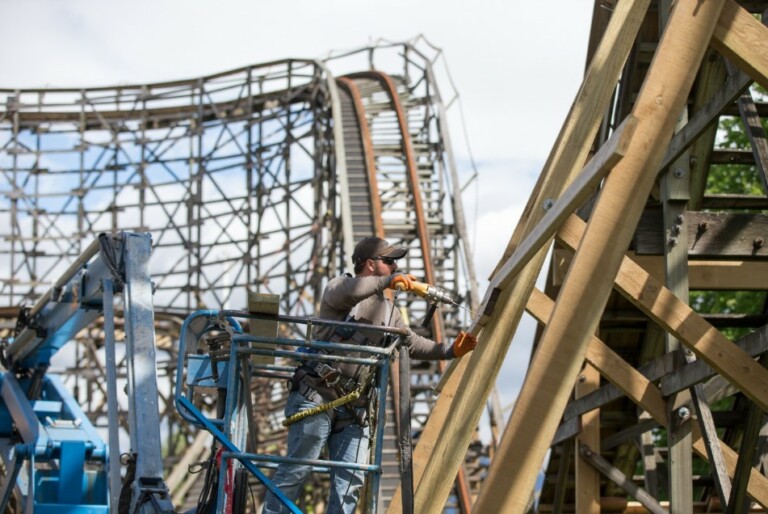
[576, 363, 600, 514]
[247, 292, 279, 365]
[472, 2, 727, 512]
[662, 111, 694, 513]
[409, 2, 651, 512]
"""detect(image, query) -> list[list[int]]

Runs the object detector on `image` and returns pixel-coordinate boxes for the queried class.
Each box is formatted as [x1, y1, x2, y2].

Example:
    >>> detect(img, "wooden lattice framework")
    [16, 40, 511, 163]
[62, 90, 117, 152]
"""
[398, 1, 768, 513]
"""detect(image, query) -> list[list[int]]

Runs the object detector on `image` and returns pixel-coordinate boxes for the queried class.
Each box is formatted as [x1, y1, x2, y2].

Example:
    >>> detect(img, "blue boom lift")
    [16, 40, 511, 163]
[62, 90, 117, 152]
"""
[0, 232, 173, 513]
[0, 232, 409, 513]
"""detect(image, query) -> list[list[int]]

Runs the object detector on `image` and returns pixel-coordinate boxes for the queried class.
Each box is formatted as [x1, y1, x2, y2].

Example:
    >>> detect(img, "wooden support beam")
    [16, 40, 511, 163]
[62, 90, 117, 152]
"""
[526, 287, 768, 507]
[728, 369, 768, 514]
[557, 324, 768, 429]
[474, 3, 727, 511]
[660, 67, 751, 176]
[662, 119, 695, 514]
[477, 115, 636, 311]
[712, 0, 768, 89]
[576, 363, 600, 514]
[579, 443, 667, 514]
[557, 214, 768, 413]
[635, 211, 768, 257]
[628, 254, 768, 290]
[409, 1, 652, 512]
[639, 416, 661, 498]
[552, 438, 574, 514]
[737, 88, 768, 193]
[661, 324, 768, 395]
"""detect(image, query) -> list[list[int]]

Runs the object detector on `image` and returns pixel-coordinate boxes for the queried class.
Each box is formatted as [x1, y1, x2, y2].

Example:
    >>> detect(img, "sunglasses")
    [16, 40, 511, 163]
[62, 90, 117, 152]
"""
[371, 256, 397, 265]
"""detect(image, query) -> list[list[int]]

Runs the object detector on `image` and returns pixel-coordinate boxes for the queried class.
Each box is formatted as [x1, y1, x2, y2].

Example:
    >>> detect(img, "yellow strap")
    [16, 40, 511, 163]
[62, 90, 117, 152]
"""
[282, 386, 365, 427]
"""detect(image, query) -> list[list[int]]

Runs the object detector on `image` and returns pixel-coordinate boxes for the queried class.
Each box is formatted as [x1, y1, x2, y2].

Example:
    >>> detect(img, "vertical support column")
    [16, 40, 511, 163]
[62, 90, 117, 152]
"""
[662, 114, 694, 513]
[122, 233, 174, 513]
[576, 363, 601, 513]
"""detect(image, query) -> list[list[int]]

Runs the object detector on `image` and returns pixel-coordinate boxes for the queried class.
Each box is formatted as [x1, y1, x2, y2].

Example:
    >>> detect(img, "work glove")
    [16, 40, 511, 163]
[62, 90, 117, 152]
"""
[389, 273, 417, 291]
[450, 331, 478, 358]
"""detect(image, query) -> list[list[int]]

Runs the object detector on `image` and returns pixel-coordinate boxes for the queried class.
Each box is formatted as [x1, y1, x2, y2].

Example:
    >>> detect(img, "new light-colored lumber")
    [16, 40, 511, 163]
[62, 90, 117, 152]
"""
[711, 0, 768, 88]
[473, 2, 727, 511]
[479, 115, 636, 301]
[408, 2, 652, 513]
[557, 213, 768, 412]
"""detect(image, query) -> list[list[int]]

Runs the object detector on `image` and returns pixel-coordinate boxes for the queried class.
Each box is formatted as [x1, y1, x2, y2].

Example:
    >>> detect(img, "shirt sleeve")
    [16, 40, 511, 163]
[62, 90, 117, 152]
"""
[322, 275, 390, 312]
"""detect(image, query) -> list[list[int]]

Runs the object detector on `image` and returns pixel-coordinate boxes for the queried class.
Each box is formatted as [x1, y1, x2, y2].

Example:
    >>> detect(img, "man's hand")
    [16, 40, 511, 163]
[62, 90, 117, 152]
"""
[451, 331, 478, 357]
[389, 273, 417, 291]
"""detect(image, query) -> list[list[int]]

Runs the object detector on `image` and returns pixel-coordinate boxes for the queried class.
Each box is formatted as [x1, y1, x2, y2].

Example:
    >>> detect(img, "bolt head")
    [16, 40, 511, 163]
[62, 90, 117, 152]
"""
[677, 406, 690, 419]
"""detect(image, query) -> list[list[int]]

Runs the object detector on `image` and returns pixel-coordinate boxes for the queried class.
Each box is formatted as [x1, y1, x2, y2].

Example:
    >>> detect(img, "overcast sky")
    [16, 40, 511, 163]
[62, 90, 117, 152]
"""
[1, 0, 595, 419]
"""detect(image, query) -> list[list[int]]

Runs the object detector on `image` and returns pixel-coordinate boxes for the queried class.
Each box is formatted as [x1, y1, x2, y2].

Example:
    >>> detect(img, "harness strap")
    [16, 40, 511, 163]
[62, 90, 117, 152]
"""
[282, 383, 366, 427]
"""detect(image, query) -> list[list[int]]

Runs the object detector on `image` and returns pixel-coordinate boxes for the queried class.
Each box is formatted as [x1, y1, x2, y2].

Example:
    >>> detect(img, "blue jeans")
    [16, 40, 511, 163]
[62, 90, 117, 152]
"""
[262, 391, 370, 514]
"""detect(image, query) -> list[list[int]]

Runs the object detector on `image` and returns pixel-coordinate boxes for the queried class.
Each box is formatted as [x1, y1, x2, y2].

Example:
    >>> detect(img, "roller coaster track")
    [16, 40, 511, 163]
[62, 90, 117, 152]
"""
[335, 71, 470, 511]
[0, 40, 485, 512]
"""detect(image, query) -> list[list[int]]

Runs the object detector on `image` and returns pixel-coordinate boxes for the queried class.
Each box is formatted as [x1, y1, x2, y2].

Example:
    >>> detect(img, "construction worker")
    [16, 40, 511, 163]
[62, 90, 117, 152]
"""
[262, 236, 477, 514]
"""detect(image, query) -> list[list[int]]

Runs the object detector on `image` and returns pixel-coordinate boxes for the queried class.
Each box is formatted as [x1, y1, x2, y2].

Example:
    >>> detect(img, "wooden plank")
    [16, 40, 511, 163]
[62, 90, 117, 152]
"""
[711, 0, 768, 89]
[410, 1, 653, 512]
[639, 418, 661, 498]
[661, 324, 768, 395]
[474, 3, 728, 509]
[603, 417, 658, 452]
[563, 353, 676, 421]
[557, 214, 768, 412]
[552, 438, 574, 514]
[662, 144, 694, 513]
[635, 210, 768, 257]
[727, 397, 765, 514]
[560, 325, 768, 425]
[576, 363, 600, 514]
[247, 292, 279, 365]
[629, 254, 768, 290]
[579, 443, 667, 514]
[737, 88, 768, 193]
[527, 287, 768, 506]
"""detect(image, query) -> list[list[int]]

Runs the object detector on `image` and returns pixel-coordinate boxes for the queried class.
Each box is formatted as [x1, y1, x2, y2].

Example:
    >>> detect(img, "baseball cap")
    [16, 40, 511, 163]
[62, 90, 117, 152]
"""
[352, 237, 407, 266]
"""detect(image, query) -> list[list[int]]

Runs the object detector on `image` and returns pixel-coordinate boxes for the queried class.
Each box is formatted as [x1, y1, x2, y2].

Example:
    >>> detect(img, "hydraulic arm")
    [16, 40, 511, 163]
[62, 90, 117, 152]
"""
[0, 233, 173, 514]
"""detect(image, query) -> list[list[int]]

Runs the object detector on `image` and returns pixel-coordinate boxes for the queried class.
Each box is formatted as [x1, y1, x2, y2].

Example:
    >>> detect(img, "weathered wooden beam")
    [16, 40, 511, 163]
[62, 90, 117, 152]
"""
[557, 214, 768, 413]
[659, 66, 751, 175]
[558, 324, 768, 426]
[689, 49, 729, 211]
[703, 193, 768, 210]
[576, 364, 601, 513]
[552, 438, 574, 514]
[661, 119, 695, 513]
[628, 254, 768, 290]
[474, 4, 728, 511]
[711, 0, 768, 89]
[603, 417, 659, 451]
[526, 287, 768, 506]
[563, 353, 675, 421]
[737, 88, 768, 193]
[661, 324, 768, 396]
[727, 398, 765, 514]
[635, 210, 768, 257]
[409, 1, 653, 512]
[579, 443, 667, 514]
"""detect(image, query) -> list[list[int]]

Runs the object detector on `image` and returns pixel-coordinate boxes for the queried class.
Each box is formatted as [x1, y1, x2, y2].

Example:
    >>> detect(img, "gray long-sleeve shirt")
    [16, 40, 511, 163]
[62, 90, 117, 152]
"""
[306, 274, 450, 401]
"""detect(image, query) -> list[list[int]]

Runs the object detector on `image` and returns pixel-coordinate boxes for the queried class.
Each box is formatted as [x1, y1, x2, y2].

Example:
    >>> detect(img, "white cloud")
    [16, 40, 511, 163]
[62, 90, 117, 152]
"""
[1, 0, 590, 439]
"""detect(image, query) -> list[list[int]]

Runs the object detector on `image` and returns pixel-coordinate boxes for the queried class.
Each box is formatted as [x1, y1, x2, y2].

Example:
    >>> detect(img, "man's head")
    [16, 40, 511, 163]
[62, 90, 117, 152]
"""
[352, 237, 407, 276]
